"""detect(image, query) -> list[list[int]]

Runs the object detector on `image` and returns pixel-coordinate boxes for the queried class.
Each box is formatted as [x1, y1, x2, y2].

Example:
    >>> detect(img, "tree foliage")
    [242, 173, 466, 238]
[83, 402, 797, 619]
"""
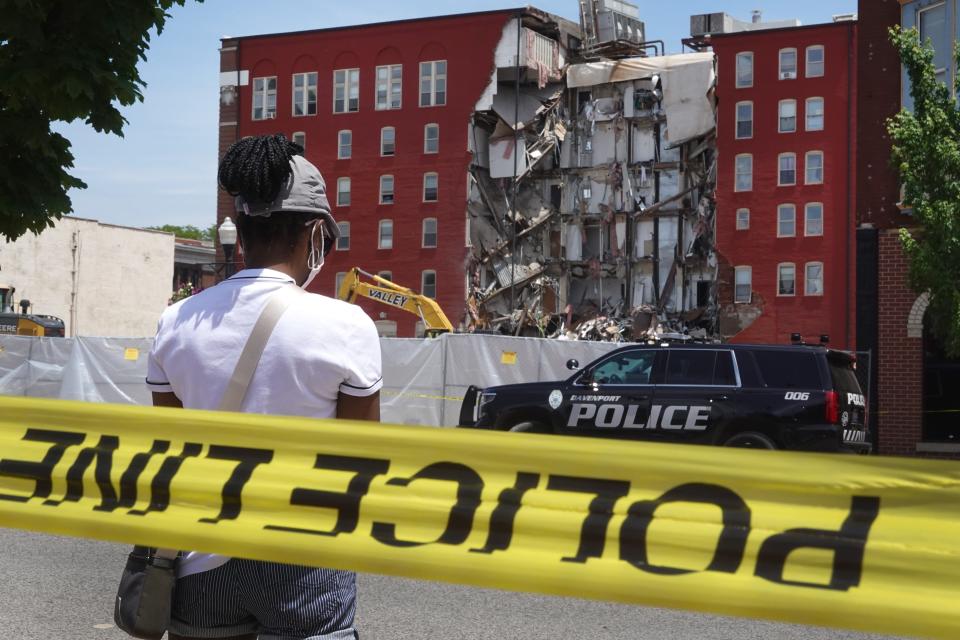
[0, 0, 195, 241]
[148, 224, 216, 241]
[888, 26, 960, 357]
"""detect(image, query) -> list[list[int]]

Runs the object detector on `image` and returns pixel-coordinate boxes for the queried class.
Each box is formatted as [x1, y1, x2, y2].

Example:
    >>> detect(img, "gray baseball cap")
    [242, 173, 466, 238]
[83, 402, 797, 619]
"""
[234, 155, 340, 239]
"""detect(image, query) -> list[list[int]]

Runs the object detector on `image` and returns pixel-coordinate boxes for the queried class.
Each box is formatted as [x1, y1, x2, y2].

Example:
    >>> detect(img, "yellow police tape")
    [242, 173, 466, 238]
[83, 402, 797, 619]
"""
[0, 396, 958, 639]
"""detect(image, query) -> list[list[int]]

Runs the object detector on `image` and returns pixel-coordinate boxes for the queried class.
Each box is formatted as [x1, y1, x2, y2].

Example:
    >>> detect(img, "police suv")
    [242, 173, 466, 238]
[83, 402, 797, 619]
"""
[459, 343, 870, 453]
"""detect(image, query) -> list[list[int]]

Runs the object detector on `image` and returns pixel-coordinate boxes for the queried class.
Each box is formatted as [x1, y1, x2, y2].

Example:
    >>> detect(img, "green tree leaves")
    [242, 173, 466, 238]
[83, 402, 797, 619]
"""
[889, 26, 960, 356]
[147, 224, 215, 241]
[0, 0, 196, 241]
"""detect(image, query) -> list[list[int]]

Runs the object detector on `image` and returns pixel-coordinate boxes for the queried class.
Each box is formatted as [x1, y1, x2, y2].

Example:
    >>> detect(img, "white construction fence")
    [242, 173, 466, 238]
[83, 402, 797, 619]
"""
[0, 335, 623, 426]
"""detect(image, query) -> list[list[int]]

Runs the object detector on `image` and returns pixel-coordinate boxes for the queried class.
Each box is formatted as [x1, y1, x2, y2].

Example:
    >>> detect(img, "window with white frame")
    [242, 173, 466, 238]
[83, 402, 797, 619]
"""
[336, 177, 351, 207]
[252, 76, 277, 120]
[335, 272, 347, 296]
[378, 220, 394, 249]
[778, 263, 796, 296]
[292, 131, 306, 150]
[919, 2, 949, 85]
[420, 60, 447, 107]
[779, 99, 797, 133]
[421, 270, 437, 298]
[778, 153, 797, 186]
[333, 68, 360, 113]
[376, 64, 402, 110]
[806, 45, 825, 78]
[778, 204, 796, 237]
[805, 151, 824, 184]
[734, 266, 752, 303]
[806, 97, 825, 131]
[381, 127, 396, 156]
[424, 123, 439, 154]
[805, 203, 824, 236]
[379, 175, 395, 204]
[736, 208, 750, 230]
[422, 218, 437, 248]
[423, 172, 438, 202]
[736, 52, 753, 88]
[735, 154, 752, 192]
[805, 262, 824, 296]
[736, 101, 753, 139]
[337, 130, 352, 159]
[292, 72, 318, 116]
[779, 48, 798, 79]
[336, 222, 350, 250]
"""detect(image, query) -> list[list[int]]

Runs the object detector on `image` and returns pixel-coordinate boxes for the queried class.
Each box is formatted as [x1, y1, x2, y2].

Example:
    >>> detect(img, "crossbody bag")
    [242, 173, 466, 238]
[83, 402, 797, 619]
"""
[114, 284, 304, 639]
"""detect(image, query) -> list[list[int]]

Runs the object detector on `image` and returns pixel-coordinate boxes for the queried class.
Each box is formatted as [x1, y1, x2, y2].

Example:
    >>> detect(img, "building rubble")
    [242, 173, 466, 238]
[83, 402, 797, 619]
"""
[465, 9, 719, 342]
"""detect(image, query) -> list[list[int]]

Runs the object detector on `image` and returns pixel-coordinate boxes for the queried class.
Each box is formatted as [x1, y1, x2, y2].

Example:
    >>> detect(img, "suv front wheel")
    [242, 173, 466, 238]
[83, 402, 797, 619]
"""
[508, 420, 549, 433]
[723, 431, 778, 449]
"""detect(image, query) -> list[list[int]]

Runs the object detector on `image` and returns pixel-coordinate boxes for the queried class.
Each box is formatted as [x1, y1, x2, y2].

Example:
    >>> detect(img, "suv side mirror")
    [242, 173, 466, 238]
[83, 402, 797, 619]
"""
[566, 358, 580, 371]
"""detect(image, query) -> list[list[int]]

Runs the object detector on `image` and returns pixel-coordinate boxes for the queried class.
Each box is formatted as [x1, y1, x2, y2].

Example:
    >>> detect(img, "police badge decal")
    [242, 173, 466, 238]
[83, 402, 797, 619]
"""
[548, 390, 563, 409]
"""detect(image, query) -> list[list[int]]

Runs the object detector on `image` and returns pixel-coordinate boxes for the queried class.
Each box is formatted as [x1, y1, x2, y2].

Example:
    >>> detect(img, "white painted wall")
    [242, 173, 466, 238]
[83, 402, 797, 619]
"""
[0, 217, 174, 337]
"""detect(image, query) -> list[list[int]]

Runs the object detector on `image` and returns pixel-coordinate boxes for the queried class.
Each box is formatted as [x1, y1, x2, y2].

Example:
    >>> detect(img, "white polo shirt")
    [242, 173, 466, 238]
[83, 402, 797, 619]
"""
[147, 268, 382, 576]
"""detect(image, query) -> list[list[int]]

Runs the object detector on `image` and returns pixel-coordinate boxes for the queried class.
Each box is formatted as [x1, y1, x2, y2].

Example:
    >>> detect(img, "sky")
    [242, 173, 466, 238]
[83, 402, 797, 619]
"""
[56, 0, 856, 230]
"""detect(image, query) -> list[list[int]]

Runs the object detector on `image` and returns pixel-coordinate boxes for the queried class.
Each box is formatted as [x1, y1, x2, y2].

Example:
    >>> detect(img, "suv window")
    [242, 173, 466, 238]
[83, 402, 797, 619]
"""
[714, 351, 737, 385]
[591, 350, 655, 385]
[665, 350, 723, 385]
[829, 357, 860, 396]
[754, 350, 821, 388]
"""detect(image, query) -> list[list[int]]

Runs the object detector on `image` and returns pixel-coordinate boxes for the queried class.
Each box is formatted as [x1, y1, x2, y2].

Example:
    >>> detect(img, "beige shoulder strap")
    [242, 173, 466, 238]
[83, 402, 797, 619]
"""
[219, 285, 304, 412]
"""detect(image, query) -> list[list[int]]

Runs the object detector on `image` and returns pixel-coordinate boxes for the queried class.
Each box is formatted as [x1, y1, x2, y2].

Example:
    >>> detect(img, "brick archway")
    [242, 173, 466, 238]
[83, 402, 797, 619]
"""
[906, 292, 930, 338]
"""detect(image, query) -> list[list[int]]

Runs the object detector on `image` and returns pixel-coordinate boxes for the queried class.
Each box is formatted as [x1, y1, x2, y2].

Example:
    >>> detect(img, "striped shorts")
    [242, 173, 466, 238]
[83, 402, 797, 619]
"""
[168, 559, 358, 640]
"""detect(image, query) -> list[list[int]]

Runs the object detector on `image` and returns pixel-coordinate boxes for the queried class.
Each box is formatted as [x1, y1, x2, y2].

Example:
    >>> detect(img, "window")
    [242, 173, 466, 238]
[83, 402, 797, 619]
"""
[292, 72, 318, 116]
[252, 76, 277, 120]
[805, 262, 824, 296]
[753, 350, 820, 388]
[420, 60, 447, 107]
[778, 204, 796, 237]
[736, 208, 750, 230]
[292, 131, 306, 150]
[333, 68, 360, 113]
[735, 154, 752, 192]
[806, 98, 824, 131]
[779, 99, 797, 133]
[376, 64, 402, 110]
[424, 123, 439, 154]
[779, 48, 797, 78]
[336, 177, 351, 207]
[423, 172, 438, 202]
[735, 101, 753, 139]
[806, 45, 825, 78]
[665, 350, 736, 386]
[736, 52, 753, 88]
[335, 272, 347, 296]
[590, 350, 656, 385]
[336, 222, 350, 250]
[338, 130, 352, 159]
[778, 263, 796, 296]
[421, 270, 437, 298]
[379, 175, 395, 204]
[919, 2, 949, 85]
[778, 153, 796, 186]
[805, 151, 823, 184]
[381, 127, 396, 156]
[805, 203, 824, 236]
[734, 266, 752, 303]
[378, 271, 393, 281]
[422, 218, 437, 248]
[378, 220, 394, 249]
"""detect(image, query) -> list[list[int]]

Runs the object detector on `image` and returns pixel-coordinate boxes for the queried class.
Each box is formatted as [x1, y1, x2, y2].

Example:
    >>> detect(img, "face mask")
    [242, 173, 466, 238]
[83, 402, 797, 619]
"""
[301, 221, 325, 290]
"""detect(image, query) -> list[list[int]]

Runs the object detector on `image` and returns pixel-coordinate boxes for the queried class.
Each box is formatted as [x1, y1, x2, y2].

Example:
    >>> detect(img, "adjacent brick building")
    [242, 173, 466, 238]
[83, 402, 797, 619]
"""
[216, 9, 554, 336]
[712, 19, 858, 350]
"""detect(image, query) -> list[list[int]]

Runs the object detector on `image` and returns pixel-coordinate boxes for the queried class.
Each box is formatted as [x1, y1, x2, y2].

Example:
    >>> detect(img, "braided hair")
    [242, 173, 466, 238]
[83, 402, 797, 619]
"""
[217, 135, 315, 262]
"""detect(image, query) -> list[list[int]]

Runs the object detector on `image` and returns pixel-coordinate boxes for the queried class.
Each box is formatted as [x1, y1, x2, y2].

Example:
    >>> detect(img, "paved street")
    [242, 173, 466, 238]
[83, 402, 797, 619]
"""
[0, 528, 902, 640]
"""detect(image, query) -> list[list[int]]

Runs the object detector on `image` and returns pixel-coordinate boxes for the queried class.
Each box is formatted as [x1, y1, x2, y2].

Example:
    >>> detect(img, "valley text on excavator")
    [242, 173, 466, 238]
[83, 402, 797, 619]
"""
[336, 268, 453, 337]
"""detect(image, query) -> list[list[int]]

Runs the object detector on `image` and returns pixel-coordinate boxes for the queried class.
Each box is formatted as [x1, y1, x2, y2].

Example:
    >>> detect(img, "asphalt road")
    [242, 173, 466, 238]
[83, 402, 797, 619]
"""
[0, 528, 902, 640]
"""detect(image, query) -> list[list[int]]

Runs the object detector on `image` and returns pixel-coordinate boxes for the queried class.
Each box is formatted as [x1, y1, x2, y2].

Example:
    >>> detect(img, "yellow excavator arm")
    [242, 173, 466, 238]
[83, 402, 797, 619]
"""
[337, 267, 453, 336]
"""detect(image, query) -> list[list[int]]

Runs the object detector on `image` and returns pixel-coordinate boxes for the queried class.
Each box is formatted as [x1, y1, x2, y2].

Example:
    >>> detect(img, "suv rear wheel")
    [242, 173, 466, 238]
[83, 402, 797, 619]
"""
[723, 431, 778, 449]
[508, 420, 549, 433]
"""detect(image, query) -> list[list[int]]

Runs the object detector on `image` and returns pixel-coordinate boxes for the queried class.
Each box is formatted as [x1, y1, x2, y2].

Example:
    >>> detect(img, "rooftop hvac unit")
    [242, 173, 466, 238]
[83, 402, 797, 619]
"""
[598, 0, 640, 18]
[690, 12, 731, 37]
[596, 10, 646, 45]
